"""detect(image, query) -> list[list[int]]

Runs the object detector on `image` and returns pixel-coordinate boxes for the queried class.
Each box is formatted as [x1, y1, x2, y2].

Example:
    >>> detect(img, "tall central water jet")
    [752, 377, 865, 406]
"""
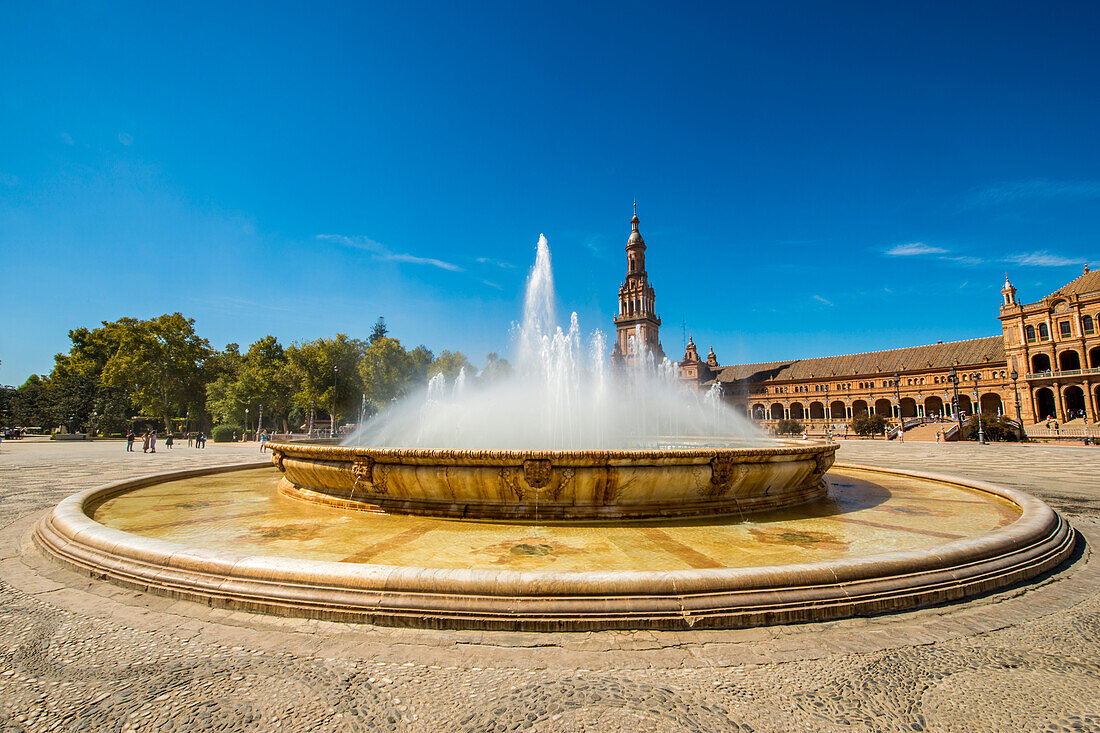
[351, 234, 763, 451]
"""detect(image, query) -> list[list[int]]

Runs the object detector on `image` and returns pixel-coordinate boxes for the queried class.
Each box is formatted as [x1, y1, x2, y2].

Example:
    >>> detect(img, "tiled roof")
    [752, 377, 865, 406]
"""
[715, 336, 1005, 384]
[1044, 268, 1100, 301]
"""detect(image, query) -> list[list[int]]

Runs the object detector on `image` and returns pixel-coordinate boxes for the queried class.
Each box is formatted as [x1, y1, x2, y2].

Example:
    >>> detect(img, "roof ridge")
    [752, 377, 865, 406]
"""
[717, 335, 1002, 372]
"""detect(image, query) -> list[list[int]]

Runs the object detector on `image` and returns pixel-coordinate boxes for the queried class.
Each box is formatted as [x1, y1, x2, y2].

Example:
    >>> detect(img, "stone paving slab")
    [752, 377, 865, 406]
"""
[1, 439, 1099, 731]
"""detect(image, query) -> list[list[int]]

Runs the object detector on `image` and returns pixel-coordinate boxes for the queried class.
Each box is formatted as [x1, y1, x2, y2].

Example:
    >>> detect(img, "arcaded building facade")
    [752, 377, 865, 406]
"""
[612, 212, 1100, 425]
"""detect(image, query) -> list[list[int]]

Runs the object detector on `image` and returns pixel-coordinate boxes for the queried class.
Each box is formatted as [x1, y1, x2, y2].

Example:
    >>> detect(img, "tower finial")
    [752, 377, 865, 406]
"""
[633, 199, 637, 216]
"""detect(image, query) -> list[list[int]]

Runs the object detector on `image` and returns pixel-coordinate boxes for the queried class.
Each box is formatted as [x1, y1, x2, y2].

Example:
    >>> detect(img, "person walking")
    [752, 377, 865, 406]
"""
[142, 432, 150, 453]
[126, 430, 135, 452]
[197, 431, 206, 448]
[149, 431, 157, 453]
[259, 430, 269, 452]
[187, 432, 194, 447]
[165, 433, 174, 449]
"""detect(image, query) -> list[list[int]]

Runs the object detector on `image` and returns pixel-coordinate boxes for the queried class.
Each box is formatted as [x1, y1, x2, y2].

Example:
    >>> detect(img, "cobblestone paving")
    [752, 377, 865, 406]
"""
[1, 439, 1098, 732]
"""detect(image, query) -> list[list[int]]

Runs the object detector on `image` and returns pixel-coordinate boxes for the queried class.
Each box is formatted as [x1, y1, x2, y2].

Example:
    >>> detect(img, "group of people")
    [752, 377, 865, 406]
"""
[125, 430, 205, 452]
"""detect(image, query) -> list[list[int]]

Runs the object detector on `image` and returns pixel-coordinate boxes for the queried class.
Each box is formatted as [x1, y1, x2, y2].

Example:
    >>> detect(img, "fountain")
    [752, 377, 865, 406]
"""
[270, 236, 835, 520]
[33, 232, 1075, 630]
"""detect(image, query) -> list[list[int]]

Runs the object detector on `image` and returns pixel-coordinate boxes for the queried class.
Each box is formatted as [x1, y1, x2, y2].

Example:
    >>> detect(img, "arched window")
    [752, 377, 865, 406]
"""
[1025, 325, 1036, 342]
[1084, 315, 1095, 334]
[1038, 323, 1050, 340]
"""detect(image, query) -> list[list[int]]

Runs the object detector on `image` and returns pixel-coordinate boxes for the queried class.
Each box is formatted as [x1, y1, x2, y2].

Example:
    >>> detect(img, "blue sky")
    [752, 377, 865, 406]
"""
[2, 1, 1098, 384]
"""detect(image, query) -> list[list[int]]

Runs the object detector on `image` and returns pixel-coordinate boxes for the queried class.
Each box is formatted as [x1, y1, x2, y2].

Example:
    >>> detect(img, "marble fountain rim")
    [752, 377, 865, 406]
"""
[29, 458, 1077, 630]
[264, 439, 836, 464]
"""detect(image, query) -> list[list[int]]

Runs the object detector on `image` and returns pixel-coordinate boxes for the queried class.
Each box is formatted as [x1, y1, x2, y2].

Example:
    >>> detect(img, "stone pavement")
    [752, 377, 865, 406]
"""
[1, 438, 1098, 731]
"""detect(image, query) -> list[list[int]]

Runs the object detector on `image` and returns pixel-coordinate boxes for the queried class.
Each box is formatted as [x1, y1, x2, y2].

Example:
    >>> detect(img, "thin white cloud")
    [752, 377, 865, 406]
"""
[885, 242, 948, 256]
[118, 132, 134, 146]
[1007, 251, 1081, 267]
[317, 234, 464, 272]
[966, 179, 1100, 208]
[481, 279, 503, 290]
[60, 132, 74, 145]
[812, 295, 834, 307]
[940, 255, 984, 266]
[476, 257, 515, 269]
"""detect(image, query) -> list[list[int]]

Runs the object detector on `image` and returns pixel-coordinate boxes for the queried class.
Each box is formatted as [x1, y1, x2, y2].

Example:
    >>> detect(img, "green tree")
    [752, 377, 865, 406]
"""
[775, 418, 804, 435]
[358, 337, 429, 409]
[369, 317, 388, 345]
[428, 350, 473, 380]
[10, 375, 51, 428]
[850, 414, 888, 437]
[285, 334, 367, 429]
[479, 352, 513, 383]
[100, 314, 212, 433]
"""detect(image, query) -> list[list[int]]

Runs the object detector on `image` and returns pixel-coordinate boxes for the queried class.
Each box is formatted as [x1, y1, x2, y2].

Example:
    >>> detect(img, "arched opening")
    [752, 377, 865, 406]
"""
[1031, 353, 1051, 373]
[769, 402, 784, 420]
[829, 401, 846, 419]
[1058, 350, 1081, 371]
[874, 398, 892, 417]
[1090, 346, 1100, 369]
[851, 399, 869, 418]
[1034, 388, 1056, 422]
[751, 403, 766, 420]
[789, 402, 805, 420]
[956, 393, 973, 417]
[1064, 386, 1086, 420]
[924, 395, 944, 418]
[979, 393, 1003, 416]
[809, 401, 825, 420]
[899, 397, 917, 418]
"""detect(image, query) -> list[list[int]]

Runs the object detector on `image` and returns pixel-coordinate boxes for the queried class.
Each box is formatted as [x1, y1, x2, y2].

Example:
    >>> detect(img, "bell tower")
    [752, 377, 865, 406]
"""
[611, 203, 664, 365]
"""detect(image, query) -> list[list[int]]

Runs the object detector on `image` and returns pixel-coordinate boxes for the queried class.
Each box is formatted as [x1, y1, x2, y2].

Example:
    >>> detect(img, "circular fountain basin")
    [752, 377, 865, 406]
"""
[267, 440, 838, 520]
[33, 462, 1074, 631]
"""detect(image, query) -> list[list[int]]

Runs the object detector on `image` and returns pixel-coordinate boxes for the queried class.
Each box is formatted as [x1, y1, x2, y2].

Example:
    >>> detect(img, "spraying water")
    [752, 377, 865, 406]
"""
[349, 234, 767, 450]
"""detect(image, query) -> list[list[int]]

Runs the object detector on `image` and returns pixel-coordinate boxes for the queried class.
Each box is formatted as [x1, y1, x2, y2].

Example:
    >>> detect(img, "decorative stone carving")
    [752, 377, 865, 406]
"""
[707, 455, 748, 498]
[271, 451, 285, 472]
[523, 459, 552, 489]
[352, 455, 374, 487]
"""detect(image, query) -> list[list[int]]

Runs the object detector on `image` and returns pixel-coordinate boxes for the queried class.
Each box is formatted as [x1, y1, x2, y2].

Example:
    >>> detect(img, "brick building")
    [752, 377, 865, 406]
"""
[611, 211, 1099, 426]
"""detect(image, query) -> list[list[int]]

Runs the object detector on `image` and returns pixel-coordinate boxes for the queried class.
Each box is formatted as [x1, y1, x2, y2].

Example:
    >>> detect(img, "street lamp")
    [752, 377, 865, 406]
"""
[893, 373, 903, 442]
[244, 408, 249, 442]
[824, 382, 831, 441]
[970, 371, 985, 445]
[332, 365, 339, 438]
[948, 367, 964, 440]
[1010, 368, 1021, 422]
[257, 403, 264, 434]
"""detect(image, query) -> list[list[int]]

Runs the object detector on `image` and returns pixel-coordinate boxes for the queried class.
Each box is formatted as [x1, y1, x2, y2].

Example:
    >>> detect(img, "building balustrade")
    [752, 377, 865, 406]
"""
[1025, 367, 1100, 380]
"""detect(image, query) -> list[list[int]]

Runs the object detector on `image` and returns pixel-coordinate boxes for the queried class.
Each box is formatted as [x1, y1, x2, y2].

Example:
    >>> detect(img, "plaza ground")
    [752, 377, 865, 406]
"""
[1, 439, 1098, 731]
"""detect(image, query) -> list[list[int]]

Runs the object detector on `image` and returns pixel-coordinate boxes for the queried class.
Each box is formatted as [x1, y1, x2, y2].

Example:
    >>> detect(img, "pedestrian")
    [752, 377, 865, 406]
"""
[166, 433, 174, 449]
[259, 430, 269, 452]
[142, 432, 150, 453]
[187, 432, 194, 447]
[126, 430, 135, 452]
[149, 431, 157, 453]
[198, 431, 206, 448]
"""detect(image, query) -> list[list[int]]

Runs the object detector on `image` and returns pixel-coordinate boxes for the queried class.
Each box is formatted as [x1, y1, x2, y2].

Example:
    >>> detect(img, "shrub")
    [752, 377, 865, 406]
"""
[850, 414, 888, 436]
[211, 424, 243, 443]
[775, 418, 805, 435]
[963, 414, 1020, 442]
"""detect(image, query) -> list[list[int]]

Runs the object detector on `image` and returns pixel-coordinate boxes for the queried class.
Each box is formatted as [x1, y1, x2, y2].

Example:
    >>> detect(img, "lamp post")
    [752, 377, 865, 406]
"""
[1010, 368, 1021, 422]
[244, 408, 249, 441]
[257, 403, 263, 435]
[948, 367, 963, 439]
[824, 382, 831, 441]
[359, 394, 366, 433]
[308, 400, 315, 438]
[332, 365, 338, 438]
[893, 373, 903, 442]
[970, 372, 985, 445]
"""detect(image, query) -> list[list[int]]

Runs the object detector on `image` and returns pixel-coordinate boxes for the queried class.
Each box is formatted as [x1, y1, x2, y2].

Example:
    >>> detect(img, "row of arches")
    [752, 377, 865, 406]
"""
[1031, 345, 1100, 374]
[751, 394, 1005, 421]
[1033, 385, 1100, 422]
